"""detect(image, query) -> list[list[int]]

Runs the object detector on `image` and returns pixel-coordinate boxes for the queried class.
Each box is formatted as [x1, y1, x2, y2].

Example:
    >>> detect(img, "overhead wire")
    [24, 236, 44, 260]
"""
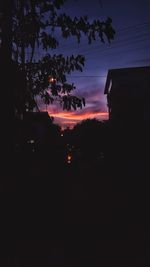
[46, 20, 150, 52]
[24, 20, 150, 56]
[22, 19, 150, 70]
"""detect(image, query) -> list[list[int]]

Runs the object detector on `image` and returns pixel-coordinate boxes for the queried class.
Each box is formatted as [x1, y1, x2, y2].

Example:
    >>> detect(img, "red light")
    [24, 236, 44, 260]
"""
[48, 76, 56, 83]
[67, 154, 72, 164]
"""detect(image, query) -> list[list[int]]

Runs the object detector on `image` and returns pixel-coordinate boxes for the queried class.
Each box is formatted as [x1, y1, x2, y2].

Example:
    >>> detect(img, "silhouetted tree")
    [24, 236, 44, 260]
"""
[0, 1, 115, 189]
[0, 0, 115, 115]
[72, 118, 104, 160]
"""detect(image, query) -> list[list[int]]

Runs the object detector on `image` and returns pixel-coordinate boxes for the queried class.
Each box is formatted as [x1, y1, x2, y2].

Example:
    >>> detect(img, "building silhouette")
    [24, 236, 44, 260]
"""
[104, 66, 150, 178]
[104, 66, 150, 124]
[15, 111, 58, 154]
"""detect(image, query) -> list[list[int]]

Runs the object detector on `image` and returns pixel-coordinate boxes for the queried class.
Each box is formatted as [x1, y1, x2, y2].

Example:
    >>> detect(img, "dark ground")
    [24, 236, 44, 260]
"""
[1, 143, 150, 266]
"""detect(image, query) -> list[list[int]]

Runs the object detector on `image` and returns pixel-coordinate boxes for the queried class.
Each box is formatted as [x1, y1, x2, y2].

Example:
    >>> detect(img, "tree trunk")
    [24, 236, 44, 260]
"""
[0, 0, 15, 191]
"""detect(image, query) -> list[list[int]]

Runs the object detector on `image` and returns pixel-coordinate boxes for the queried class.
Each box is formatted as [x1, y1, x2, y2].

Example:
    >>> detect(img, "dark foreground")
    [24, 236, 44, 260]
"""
[1, 144, 150, 267]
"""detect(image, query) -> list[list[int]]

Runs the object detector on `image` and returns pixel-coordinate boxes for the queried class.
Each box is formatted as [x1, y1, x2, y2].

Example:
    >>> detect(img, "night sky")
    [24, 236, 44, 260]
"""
[40, 0, 150, 128]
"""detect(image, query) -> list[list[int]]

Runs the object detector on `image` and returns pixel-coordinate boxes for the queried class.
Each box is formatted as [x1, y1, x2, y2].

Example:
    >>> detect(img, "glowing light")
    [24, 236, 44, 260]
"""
[42, 107, 108, 129]
[67, 154, 72, 164]
[61, 133, 64, 137]
[48, 76, 56, 83]
[27, 140, 35, 144]
[47, 110, 108, 121]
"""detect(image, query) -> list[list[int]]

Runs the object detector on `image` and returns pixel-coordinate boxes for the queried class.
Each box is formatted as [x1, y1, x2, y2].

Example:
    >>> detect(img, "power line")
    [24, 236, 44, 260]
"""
[66, 75, 106, 77]
[82, 35, 150, 56]
[67, 29, 150, 56]
[45, 22, 150, 54]
[85, 44, 150, 58]
[26, 20, 150, 54]
[22, 20, 150, 56]
[117, 20, 150, 32]
[20, 20, 150, 63]
[25, 31, 150, 56]
[24, 39, 149, 60]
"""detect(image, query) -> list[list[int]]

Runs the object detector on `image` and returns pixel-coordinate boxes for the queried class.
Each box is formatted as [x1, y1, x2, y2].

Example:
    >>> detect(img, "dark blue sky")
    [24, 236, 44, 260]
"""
[42, 0, 150, 128]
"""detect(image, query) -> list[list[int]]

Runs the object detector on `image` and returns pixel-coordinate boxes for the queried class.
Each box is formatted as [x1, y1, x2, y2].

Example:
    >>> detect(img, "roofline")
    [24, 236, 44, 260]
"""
[104, 66, 150, 94]
[108, 66, 150, 72]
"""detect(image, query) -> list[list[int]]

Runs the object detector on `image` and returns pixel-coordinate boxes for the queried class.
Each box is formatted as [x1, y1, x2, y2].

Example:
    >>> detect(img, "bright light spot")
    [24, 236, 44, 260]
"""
[27, 140, 35, 144]
[68, 155, 71, 160]
[61, 133, 64, 137]
[67, 154, 72, 164]
[48, 76, 56, 83]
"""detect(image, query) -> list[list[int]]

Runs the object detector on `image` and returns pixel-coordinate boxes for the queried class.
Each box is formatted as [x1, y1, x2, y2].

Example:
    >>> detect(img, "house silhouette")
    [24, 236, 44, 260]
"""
[104, 67, 150, 181]
[104, 66, 150, 124]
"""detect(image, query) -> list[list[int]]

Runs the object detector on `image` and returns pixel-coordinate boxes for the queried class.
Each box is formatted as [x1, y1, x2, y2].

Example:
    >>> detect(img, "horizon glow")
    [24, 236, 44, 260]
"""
[46, 109, 108, 129]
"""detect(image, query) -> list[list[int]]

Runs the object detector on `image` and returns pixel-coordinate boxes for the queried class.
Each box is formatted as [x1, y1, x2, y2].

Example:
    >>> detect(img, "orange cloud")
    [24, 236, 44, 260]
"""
[41, 86, 109, 128]
[46, 109, 108, 129]
[48, 111, 108, 120]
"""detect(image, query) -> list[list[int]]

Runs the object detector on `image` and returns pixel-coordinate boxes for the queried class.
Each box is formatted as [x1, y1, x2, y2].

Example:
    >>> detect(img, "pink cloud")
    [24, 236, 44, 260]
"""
[39, 87, 108, 128]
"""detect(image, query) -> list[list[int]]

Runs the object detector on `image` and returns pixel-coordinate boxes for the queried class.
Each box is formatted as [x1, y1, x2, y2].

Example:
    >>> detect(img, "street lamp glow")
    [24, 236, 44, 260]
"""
[67, 154, 72, 164]
[48, 76, 56, 83]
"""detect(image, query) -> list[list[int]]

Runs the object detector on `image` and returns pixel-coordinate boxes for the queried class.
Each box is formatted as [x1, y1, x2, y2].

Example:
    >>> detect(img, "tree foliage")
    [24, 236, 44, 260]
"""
[0, 0, 115, 114]
[72, 118, 105, 159]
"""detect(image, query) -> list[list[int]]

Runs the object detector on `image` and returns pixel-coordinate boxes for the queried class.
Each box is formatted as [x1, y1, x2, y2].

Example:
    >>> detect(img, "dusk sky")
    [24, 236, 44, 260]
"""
[40, 0, 150, 128]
